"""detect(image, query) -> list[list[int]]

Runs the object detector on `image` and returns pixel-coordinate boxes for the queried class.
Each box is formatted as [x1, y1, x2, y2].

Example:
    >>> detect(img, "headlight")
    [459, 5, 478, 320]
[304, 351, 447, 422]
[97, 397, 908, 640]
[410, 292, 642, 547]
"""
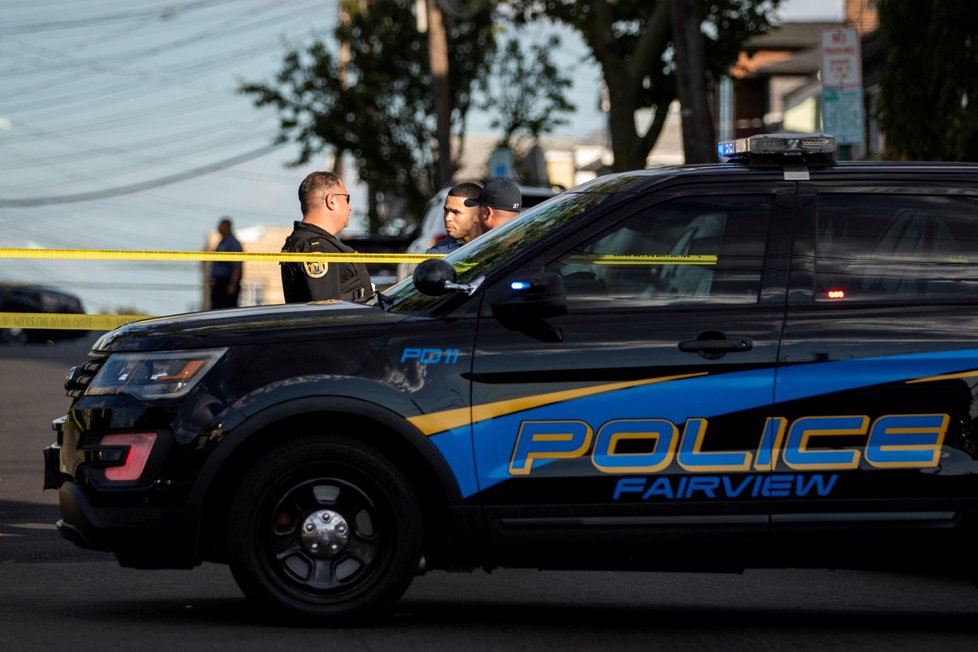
[86, 348, 228, 399]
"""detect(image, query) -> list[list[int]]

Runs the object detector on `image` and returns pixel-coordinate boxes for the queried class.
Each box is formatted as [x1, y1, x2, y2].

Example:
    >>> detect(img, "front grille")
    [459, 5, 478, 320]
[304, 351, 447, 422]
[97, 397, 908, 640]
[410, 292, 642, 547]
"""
[65, 357, 104, 397]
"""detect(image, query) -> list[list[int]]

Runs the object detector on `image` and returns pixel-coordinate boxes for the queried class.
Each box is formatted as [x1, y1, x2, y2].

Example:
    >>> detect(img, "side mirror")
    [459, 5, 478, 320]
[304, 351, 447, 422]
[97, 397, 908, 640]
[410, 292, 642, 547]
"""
[492, 272, 567, 321]
[413, 258, 457, 296]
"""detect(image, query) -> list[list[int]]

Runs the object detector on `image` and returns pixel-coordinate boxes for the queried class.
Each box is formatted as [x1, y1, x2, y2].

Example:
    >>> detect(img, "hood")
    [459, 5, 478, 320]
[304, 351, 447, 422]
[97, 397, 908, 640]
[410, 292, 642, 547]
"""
[94, 301, 409, 353]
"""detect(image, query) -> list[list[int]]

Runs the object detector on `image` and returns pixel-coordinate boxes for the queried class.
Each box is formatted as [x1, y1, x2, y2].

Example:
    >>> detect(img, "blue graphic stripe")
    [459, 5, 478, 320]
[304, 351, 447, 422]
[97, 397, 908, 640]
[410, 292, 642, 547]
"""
[431, 348, 978, 498]
[775, 348, 978, 403]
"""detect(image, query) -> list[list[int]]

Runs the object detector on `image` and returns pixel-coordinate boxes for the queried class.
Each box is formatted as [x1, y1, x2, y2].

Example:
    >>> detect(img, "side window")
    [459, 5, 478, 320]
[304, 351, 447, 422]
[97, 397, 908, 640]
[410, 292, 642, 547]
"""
[548, 196, 772, 306]
[816, 194, 978, 302]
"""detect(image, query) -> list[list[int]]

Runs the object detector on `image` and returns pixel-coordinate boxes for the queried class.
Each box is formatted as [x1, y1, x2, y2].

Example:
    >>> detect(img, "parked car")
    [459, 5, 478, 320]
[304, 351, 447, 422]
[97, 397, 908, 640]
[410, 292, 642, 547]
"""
[46, 134, 978, 625]
[397, 182, 561, 280]
[0, 283, 87, 344]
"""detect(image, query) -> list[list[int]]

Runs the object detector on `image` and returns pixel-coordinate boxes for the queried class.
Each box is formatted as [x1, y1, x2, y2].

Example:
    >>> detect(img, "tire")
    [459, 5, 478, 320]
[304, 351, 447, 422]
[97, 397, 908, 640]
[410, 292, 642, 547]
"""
[226, 435, 423, 625]
[1, 328, 30, 346]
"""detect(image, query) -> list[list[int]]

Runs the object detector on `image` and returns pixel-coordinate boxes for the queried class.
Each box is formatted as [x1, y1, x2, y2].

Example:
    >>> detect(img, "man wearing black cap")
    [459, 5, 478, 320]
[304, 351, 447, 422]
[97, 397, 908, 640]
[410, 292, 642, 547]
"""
[464, 178, 522, 232]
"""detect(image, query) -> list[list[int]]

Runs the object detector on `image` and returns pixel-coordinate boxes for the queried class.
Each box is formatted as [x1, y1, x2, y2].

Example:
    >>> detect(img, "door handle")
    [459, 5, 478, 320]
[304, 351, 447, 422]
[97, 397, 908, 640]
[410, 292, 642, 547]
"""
[678, 336, 753, 359]
[678, 338, 753, 353]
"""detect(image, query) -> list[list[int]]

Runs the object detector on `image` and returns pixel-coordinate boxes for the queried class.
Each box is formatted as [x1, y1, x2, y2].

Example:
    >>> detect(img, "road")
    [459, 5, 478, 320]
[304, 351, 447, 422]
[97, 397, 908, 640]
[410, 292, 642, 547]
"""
[2, 336, 978, 650]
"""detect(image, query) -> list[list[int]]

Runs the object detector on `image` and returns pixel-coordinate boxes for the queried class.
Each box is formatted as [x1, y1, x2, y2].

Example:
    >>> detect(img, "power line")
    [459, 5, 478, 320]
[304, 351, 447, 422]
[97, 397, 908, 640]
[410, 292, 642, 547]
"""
[1, 2, 308, 98]
[0, 120, 271, 170]
[0, 143, 286, 207]
[0, 0, 238, 36]
[0, 1, 329, 210]
[5, 82, 247, 132]
[0, 10, 160, 77]
[0, 0, 316, 167]
[1, 132, 275, 185]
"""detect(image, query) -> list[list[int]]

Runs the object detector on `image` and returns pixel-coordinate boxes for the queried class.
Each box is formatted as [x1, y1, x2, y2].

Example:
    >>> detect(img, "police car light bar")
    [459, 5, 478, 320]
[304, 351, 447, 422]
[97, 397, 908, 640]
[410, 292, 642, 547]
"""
[717, 133, 836, 160]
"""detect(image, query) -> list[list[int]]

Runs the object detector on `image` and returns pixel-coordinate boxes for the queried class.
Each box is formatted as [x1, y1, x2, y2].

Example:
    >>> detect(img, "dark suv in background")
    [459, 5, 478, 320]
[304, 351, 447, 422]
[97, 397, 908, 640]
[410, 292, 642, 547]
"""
[1, 283, 86, 344]
[44, 134, 978, 624]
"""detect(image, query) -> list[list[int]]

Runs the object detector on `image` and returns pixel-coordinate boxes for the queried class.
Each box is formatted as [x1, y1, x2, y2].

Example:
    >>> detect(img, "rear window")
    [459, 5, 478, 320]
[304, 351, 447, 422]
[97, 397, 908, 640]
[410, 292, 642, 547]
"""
[816, 194, 978, 302]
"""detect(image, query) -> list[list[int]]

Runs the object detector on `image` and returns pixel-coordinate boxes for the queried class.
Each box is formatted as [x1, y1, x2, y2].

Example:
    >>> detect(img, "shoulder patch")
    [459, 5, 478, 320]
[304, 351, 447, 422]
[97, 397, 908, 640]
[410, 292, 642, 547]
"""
[303, 261, 328, 278]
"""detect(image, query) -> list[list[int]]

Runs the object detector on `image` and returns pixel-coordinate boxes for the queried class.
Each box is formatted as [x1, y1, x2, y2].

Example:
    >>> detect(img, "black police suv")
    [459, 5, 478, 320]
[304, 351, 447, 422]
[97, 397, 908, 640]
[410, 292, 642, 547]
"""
[45, 134, 978, 623]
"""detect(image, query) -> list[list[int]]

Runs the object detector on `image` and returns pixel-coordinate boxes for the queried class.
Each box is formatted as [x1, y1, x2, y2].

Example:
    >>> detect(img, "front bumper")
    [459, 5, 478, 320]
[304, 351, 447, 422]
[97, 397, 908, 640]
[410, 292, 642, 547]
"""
[43, 415, 67, 490]
[43, 443, 62, 490]
[46, 415, 200, 568]
[55, 480, 201, 569]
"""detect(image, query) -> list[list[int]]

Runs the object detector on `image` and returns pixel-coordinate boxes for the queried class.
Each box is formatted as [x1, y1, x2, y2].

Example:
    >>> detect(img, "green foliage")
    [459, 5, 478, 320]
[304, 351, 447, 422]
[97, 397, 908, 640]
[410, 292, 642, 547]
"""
[877, 0, 978, 161]
[240, 0, 495, 224]
[479, 33, 576, 148]
[504, 0, 779, 170]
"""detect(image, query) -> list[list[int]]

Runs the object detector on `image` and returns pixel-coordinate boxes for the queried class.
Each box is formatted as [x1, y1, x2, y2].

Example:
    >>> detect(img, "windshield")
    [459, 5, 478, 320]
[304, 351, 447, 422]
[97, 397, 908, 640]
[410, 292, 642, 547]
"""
[380, 175, 646, 314]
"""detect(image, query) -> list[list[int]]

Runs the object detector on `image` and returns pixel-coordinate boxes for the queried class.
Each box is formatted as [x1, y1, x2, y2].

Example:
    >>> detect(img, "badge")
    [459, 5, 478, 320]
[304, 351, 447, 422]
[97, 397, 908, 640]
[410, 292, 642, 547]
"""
[303, 261, 328, 278]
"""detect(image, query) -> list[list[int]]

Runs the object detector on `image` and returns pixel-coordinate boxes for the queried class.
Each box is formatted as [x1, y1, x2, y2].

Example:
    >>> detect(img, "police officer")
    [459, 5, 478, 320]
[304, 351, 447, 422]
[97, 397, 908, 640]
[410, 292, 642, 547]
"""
[209, 216, 242, 309]
[465, 178, 522, 232]
[281, 171, 373, 303]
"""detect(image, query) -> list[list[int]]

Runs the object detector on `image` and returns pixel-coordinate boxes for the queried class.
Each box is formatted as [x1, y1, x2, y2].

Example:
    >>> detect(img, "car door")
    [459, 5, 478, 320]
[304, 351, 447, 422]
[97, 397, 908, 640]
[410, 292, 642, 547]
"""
[469, 182, 794, 569]
[774, 180, 978, 566]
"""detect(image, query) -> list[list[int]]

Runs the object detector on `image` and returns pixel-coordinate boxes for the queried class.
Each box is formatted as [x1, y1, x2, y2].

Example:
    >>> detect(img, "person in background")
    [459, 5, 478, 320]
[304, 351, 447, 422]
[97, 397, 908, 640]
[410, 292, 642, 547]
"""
[209, 216, 242, 309]
[465, 178, 522, 232]
[426, 182, 483, 254]
[281, 171, 373, 303]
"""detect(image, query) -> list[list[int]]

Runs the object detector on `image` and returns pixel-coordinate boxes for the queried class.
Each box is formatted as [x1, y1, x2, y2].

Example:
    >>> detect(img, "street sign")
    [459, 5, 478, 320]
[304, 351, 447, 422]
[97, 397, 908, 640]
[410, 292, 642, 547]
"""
[820, 27, 862, 89]
[820, 27, 864, 147]
[488, 147, 514, 179]
[822, 86, 865, 145]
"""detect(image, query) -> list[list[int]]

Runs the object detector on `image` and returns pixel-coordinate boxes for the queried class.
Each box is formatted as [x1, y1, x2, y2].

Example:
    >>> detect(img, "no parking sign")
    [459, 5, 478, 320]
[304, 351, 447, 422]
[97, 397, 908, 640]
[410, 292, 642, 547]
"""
[820, 27, 864, 145]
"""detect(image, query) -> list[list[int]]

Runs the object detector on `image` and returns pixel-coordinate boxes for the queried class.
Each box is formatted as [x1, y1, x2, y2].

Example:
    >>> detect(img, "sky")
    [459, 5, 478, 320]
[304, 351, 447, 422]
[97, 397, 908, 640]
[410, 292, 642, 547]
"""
[0, 0, 844, 316]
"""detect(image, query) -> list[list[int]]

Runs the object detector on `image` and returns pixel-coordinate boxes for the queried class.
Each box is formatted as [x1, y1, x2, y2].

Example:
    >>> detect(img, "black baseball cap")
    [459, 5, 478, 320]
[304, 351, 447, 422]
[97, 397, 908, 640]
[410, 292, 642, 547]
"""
[464, 179, 522, 212]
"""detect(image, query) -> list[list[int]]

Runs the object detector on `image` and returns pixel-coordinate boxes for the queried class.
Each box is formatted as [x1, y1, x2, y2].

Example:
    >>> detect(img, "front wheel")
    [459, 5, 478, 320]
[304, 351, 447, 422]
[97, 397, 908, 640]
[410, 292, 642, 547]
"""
[226, 435, 423, 625]
[1, 328, 30, 345]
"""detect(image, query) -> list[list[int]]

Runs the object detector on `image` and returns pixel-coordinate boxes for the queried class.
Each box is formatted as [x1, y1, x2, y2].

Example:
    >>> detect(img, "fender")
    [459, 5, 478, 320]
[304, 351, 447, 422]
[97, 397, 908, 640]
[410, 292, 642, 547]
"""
[189, 393, 464, 509]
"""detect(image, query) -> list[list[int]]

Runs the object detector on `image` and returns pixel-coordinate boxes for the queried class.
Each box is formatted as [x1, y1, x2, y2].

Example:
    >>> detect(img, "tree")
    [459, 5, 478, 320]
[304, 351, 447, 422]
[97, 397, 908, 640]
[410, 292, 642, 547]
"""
[507, 0, 779, 171]
[876, 0, 978, 161]
[425, 0, 453, 188]
[240, 0, 495, 230]
[479, 33, 576, 150]
[671, 0, 715, 163]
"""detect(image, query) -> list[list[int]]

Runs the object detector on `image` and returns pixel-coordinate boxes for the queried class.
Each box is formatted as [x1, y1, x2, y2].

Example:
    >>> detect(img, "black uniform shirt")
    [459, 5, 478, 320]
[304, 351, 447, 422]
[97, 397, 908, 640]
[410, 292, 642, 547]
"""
[426, 237, 462, 254]
[280, 221, 373, 303]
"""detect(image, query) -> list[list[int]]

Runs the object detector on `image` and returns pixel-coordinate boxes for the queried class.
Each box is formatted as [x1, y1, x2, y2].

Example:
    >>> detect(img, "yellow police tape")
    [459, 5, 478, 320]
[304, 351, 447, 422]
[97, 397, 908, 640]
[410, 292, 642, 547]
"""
[0, 247, 438, 264]
[565, 254, 718, 265]
[452, 254, 716, 275]
[0, 312, 148, 332]
[0, 249, 717, 332]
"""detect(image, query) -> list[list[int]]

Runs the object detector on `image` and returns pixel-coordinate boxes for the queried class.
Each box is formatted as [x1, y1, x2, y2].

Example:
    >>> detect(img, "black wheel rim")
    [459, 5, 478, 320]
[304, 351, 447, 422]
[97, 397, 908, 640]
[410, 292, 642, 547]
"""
[261, 476, 386, 595]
